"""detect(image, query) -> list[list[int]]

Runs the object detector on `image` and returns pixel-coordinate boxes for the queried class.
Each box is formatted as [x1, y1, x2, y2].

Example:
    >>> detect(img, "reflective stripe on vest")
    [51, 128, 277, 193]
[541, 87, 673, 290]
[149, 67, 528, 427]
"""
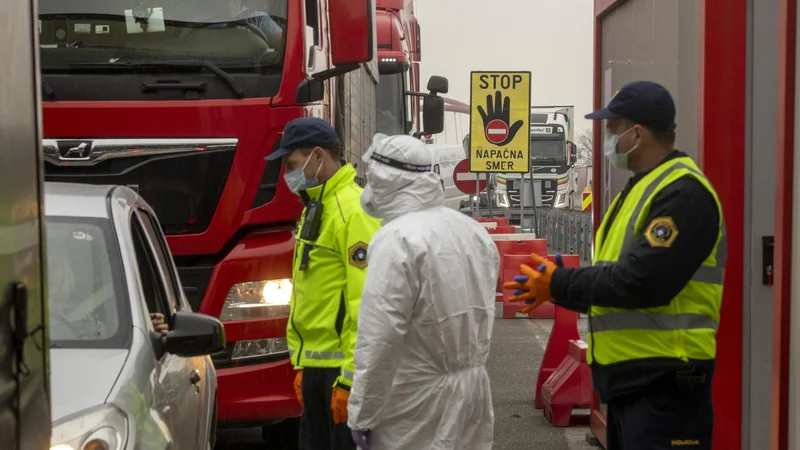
[288, 349, 346, 360]
[588, 157, 724, 366]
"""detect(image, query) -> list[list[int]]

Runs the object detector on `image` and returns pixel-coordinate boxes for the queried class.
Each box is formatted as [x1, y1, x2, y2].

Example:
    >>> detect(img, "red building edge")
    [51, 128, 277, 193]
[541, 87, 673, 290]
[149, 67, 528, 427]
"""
[592, 1, 745, 449]
[773, 0, 795, 448]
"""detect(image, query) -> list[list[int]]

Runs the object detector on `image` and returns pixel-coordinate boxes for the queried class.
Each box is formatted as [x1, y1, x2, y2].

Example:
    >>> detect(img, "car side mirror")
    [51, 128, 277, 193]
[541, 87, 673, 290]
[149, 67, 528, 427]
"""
[161, 312, 226, 358]
[329, 0, 374, 66]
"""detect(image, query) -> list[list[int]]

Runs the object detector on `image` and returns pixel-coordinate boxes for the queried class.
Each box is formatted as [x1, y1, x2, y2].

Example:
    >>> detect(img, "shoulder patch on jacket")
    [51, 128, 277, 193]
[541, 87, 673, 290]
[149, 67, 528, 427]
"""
[644, 216, 679, 248]
[348, 241, 369, 269]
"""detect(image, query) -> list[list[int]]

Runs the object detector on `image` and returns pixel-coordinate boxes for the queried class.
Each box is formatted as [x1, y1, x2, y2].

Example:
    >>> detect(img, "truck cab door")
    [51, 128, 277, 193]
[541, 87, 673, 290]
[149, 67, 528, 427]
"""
[0, 0, 51, 448]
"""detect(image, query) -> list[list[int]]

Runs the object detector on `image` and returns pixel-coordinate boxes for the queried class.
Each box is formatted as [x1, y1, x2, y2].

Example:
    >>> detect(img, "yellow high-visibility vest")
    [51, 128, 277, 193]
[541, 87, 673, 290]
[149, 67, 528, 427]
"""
[287, 164, 381, 388]
[588, 156, 725, 366]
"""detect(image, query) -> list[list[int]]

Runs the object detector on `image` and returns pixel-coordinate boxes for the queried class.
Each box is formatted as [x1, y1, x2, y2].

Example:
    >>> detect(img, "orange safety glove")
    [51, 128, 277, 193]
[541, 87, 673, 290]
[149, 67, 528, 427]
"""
[331, 386, 350, 424]
[294, 371, 303, 407]
[503, 253, 561, 313]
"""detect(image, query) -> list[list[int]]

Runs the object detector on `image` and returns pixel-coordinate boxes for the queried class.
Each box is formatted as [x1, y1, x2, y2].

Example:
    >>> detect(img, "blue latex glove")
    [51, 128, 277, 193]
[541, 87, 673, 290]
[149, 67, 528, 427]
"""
[351, 429, 371, 449]
[512, 253, 564, 303]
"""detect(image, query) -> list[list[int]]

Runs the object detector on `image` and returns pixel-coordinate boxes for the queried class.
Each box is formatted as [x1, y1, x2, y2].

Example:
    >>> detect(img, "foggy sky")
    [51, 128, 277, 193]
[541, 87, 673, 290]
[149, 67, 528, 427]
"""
[415, 0, 595, 145]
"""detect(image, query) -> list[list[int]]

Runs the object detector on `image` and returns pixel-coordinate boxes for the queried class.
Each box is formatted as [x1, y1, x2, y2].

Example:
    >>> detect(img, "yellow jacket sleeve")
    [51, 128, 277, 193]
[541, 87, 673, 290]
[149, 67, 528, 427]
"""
[335, 211, 380, 388]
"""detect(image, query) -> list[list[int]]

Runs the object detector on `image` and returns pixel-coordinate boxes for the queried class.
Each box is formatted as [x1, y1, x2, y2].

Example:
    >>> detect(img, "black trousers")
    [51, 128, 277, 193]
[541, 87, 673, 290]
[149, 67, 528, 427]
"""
[299, 367, 356, 450]
[606, 374, 714, 450]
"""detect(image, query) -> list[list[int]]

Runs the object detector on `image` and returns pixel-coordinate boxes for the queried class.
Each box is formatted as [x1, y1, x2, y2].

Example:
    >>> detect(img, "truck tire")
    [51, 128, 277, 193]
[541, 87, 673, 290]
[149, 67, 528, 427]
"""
[261, 417, 299, 450]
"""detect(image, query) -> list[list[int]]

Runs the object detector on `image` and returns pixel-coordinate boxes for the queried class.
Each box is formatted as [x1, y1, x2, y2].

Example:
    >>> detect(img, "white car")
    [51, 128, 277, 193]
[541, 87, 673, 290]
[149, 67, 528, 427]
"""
[428, 143, 470, 210]
[46, 183, 225, 450]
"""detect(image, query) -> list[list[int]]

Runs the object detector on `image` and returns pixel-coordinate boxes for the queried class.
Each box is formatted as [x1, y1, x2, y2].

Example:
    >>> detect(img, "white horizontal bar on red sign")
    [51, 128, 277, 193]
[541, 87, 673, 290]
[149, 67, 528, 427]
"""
[456, 172, 480, 181]
[490, 233, 538, 241]
[479, 222, 498, 228]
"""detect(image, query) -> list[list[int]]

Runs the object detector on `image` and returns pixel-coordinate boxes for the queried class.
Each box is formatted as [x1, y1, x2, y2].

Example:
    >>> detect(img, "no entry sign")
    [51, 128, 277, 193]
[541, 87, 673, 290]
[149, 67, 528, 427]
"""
[453, 159, 487, 195]
[486, 119, 509, 144]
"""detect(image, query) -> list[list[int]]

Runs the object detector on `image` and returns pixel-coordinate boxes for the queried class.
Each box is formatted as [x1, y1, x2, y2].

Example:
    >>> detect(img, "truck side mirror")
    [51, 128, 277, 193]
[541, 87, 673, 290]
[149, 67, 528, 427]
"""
[422, 96, 444, 135]
[427, 75, 449, 95]
[568, 141, 577, 164]
[329, 0, 374, 66]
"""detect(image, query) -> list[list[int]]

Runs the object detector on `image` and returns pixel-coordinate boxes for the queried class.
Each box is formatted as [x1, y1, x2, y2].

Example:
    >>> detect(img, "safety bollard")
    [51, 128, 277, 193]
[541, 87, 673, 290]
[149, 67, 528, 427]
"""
[541, 340, 592, 427]
[535, 254, 581, 408]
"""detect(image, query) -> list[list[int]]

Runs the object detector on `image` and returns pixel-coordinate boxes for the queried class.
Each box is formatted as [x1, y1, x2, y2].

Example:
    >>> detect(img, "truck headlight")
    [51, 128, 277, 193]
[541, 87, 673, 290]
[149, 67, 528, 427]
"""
[554, 191, 568, 208]
[220, 279, 292, 322]
[496, 192, 510, 208]
[51, 404, 129, 450]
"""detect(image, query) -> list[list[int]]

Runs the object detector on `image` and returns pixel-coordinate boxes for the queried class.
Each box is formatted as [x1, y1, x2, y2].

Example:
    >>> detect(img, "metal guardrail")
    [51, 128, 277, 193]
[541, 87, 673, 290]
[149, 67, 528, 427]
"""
[535, 209, 594, 264]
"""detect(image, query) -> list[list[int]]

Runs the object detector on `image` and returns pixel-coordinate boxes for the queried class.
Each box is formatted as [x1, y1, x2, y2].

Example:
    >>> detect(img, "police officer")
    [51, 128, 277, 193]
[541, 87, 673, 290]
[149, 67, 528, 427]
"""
[266, 117, 381, 450]
[505, 81, 725, 450]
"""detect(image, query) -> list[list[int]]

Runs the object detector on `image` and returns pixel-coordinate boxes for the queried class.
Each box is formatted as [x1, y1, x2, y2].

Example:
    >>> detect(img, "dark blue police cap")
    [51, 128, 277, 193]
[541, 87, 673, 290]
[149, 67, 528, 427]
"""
[585, 81, 677, 131]
[266, 117, 339, 161]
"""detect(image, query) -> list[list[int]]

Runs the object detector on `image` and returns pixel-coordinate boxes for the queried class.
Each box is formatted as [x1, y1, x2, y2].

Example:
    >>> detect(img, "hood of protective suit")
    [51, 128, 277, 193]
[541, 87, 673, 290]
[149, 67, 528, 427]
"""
[360, 134, 444, 223]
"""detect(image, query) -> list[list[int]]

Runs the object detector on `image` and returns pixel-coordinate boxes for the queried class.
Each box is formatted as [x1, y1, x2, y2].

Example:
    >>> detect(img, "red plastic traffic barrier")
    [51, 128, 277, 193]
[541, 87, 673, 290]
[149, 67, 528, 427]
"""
[535, 254, 581, 408]
[474, 217, 510, 228]
[492, 237, 548, 298]
[589, 392, 608, 448]
[501, 254, 555, 319]
[541, 339, 592, 426]
[488, 226, 516, 234]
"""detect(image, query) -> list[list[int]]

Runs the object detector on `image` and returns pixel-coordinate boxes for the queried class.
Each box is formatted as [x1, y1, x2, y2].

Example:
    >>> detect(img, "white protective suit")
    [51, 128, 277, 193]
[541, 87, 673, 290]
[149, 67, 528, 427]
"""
[347, 134, 500, 450]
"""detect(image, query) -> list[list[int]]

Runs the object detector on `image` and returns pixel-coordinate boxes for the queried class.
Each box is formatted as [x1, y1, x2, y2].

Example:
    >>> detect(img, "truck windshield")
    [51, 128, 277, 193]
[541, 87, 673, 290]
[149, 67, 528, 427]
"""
[37, 0, 286, 72]
[377, 73, 406, 135]
[531, 139, 566, 163]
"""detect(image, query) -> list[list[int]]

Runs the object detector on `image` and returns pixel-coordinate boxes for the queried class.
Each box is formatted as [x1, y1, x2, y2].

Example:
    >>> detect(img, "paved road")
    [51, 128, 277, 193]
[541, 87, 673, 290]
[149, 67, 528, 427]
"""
[215, 309, 596, 449]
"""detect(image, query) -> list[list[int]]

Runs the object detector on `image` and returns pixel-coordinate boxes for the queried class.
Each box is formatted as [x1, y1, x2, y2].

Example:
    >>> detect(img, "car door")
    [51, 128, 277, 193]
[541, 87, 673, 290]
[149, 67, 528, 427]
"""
[129, 213, 202, 450]
[134, 209, 206, 449]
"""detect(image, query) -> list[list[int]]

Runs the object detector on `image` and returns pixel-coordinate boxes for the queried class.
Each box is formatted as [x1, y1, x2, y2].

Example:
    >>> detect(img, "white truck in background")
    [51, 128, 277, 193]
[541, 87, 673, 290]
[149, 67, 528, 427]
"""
[490, 106, 579, 217]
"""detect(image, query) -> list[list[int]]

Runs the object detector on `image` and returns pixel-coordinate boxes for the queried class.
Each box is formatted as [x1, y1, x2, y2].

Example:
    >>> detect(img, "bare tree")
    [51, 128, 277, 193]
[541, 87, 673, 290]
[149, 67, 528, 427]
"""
[574, 128, 594, 166]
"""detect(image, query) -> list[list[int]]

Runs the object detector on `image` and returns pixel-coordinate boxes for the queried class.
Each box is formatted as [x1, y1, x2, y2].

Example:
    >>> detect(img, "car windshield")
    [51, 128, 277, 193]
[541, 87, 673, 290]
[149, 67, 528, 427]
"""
[37, 0, 287, 72]
[376, 73, 406, 135]
[47, 217, 129, 349]
[531, 139, 566, 163]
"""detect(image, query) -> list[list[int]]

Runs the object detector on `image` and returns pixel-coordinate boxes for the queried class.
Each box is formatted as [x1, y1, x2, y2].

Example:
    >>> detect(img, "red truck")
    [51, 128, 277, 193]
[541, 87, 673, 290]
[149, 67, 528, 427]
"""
[37, 0, 446, 445]
[376, 0, 448, 137]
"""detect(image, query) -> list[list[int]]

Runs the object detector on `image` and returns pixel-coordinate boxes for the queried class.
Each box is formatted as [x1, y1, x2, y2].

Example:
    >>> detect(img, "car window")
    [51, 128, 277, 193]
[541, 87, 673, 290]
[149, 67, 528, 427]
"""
[47, 216, 130, 348]
[135, 209, 183, 312]
[130, 213, 171, 318]
[136, 209, 186, 311]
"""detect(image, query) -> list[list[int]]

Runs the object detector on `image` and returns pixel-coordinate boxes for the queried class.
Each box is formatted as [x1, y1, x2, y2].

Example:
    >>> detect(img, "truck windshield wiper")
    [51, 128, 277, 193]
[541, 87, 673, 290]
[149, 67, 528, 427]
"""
[68, 59, 245, 98]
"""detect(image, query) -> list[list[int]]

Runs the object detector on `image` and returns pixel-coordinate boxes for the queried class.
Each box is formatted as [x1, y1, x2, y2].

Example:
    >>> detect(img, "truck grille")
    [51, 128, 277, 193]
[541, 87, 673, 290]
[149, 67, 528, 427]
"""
[43, 138, 237, 235]
[507, 179, 558, 207]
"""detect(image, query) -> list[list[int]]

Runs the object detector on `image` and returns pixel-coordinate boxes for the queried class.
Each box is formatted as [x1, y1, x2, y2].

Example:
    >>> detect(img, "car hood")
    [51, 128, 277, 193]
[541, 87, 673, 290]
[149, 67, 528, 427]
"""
[50, 348, 130, 422]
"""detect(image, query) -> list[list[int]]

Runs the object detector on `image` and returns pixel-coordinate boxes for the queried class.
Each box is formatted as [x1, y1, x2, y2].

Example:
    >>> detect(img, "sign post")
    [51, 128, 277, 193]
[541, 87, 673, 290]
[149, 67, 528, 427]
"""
[453, 159, 488, 217]
[469, 71, 532, 224]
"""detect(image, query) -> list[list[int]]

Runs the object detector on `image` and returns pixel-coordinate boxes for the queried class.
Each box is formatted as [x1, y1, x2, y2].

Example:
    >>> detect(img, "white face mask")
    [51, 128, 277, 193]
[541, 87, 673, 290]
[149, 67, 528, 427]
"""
[603, 126, 639, 170]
